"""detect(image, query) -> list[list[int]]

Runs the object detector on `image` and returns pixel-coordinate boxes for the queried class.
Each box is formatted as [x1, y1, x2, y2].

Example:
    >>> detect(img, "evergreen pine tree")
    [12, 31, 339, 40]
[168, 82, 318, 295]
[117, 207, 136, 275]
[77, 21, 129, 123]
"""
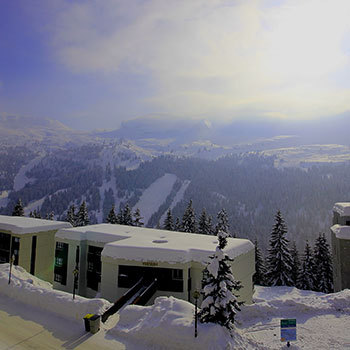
[106, 205, 117, 224]
[46, 211, 54, 220]
[163, 208, 174, 231]
[253, 239, 267, 286]
[199, 230, 242, 330]
[116, 207, 124, 225]
[66, 204, 77, 227]
[290, 241, 301, 288]
[123, 204, 133, 226]
[266, 210, 293, 286]
[198, 208, 212, 235]
[312, 233, 334, 293]
[133, 208, 144, 227]
[216, 208, 229, 235]
[76, 201, 89, 227]
[299, 241, 314, 291]
[32, 209, 41, 218]
[181, 199, 196, 233]
[12, 198, 24, 217]
[174, 217, 181, 231]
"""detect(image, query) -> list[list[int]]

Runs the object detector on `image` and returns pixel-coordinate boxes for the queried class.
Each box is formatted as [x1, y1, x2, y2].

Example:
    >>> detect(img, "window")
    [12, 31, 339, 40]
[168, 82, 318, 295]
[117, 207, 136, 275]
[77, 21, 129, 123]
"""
[55, 257, 64, 267]
[54, 273, 62, 283]
[30, 236, 37, 275]
[86, 245, 102, 291]
[0, 232, 11, 263]
[54, 242, 68, 285]
[346, 220, 350, 226]
[56, 242, 65, 250]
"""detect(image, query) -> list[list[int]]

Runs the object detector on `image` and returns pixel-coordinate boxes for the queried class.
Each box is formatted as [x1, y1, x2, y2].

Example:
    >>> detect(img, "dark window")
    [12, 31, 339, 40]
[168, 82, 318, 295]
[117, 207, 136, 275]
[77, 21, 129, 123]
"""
[30, 236, 37, 275]
[346, 220, 350, 226]
[118, 266, 183, 293]
[86, 245, 102, 291]
[0, 232, 11, 263]
[54, 242, 68, 285]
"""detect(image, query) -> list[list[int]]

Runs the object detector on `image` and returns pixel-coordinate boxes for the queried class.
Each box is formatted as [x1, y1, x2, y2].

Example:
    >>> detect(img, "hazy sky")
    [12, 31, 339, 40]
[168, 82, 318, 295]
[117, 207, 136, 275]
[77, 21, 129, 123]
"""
[1, 0, 350, 130]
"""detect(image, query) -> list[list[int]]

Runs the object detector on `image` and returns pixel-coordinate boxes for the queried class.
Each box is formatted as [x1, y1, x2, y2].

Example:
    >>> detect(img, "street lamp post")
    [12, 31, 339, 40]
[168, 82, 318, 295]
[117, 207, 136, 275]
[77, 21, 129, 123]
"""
[72, 267, 79, 299]
[193, 290, 200, 338]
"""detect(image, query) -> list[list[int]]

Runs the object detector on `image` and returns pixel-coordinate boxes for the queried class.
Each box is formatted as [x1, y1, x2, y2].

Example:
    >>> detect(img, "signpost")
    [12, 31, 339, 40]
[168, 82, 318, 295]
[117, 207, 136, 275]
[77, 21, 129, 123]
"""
[281, 318, 297, 347]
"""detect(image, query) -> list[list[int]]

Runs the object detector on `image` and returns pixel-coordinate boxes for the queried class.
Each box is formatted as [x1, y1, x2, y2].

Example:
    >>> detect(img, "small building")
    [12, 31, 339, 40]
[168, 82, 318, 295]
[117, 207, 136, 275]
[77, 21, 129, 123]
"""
[331, 202, 350, 292]
[0, 215, 71, 283]
[54, 224, 255, 305]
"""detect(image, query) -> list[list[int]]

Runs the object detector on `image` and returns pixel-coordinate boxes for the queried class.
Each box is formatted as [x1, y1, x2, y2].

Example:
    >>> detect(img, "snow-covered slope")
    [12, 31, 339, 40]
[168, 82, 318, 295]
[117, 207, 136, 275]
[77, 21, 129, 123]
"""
[133, 173, 178, 225]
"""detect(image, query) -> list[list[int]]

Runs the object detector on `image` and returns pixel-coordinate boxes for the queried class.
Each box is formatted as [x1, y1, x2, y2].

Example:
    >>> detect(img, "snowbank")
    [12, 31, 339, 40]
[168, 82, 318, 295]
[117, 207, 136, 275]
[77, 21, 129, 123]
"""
[238, 286, 350, 324]
[0, 264, 112, 321]
[110, 296, 257, 350]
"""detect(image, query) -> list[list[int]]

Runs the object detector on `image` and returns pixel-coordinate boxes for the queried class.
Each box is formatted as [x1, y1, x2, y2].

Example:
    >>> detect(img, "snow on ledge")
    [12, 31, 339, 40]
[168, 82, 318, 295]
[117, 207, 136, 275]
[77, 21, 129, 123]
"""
[331, 224, 350, 240]
[333, 202, 350, 217]
[0, 215, 71, 234]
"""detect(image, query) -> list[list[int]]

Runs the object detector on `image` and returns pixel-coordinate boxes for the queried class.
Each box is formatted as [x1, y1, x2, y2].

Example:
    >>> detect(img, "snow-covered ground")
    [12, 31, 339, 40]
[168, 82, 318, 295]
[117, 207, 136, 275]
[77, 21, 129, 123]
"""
[13, 156, 43, 191]
[0, 263, 349, 349]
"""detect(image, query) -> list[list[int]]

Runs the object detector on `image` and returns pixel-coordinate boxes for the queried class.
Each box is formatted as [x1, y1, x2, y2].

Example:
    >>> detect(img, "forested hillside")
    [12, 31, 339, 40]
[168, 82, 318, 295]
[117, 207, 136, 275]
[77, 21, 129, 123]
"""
[1, 143, 350, 251]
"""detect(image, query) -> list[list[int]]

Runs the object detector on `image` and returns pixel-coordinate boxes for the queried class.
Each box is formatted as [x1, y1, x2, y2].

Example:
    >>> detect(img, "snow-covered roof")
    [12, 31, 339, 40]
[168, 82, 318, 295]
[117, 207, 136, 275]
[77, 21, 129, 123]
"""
[331, 224, 350, 240]
[56, 223, 131, 243]
[333, 202, 350, 217]
[56, 224, 253, 264]
[0, 215, 71, 235]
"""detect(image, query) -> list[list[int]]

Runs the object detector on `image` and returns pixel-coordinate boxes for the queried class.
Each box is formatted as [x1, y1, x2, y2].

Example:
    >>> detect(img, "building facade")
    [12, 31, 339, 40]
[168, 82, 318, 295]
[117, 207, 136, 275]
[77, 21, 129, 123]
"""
[54, 224, 255, 305]
[331, 202, 350, 292]
[0, 215, 71, 283]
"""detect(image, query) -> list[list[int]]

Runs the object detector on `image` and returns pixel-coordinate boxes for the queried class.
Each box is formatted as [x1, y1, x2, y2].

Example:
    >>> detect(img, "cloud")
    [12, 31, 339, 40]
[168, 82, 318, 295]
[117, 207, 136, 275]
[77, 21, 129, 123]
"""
[51, 0, 350, 121]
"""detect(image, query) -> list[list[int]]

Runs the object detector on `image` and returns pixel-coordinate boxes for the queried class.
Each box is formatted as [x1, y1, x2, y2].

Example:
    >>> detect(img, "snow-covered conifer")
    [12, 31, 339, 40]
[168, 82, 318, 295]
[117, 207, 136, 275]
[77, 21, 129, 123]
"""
[266, 210, 293, 286]
[163, 208, 174, 231]
[106, 205, 117, 224]
[199, 230, 242, 330]
[299, 241, 314, 291]
[12, 198, 24, 217]
[216, 208, 229, 235]
[123, 204, 133, 226]
[290, 241, 301, 288]
[66, 205, 76, 227]
[181, 199, 196, 233]
[312, 233, 333, 293]
[133, 208, 144, 227]
[76, 201, 89, 227]
[253, 239, 267, 286]
[198, 208, 213, 235]
[174, 217, 181, 231]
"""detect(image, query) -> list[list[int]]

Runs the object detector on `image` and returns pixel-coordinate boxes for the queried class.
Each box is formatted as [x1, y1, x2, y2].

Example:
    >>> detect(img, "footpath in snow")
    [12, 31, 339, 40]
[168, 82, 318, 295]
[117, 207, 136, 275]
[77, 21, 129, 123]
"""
[0, 264, 350, 349]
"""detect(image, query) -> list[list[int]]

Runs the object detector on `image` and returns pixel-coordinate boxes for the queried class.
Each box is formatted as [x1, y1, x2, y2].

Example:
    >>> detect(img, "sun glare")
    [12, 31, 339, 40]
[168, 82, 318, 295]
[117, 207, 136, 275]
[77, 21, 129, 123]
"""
[263, 1, 349, 83]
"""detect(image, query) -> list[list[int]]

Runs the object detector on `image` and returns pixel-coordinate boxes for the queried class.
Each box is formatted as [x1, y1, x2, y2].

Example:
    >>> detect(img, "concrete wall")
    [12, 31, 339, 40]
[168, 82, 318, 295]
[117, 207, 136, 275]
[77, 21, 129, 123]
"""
[333, 211, 350, 226]
[331, 230, 350, 292]
[3, 229, 57, 283]
[101, 248, 255, 306]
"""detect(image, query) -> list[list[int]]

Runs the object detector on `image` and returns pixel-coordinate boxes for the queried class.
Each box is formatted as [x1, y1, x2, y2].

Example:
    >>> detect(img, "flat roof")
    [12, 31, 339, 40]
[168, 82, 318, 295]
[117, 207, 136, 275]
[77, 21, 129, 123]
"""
[333, 202, 350, 217]
[0, 215, 71, 234]
[331, 224, 350, 240]
[56, 224, 254, 264]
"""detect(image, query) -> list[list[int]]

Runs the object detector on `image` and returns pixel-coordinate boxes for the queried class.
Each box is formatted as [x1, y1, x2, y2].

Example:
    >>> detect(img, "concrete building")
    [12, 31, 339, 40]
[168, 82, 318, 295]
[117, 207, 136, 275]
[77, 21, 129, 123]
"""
[0, 215, 71, 283]
[54, 224, 255, 305]
[331, 202, 350, 292]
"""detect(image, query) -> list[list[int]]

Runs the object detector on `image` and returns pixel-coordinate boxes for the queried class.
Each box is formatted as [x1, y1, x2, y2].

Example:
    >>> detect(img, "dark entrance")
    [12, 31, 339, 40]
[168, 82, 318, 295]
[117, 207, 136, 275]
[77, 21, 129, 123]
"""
[118, 265, 183, 293]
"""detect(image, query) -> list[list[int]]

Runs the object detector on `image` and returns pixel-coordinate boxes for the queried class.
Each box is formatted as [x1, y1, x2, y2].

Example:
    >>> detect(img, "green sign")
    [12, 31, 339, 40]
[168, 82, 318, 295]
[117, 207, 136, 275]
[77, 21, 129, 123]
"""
[281, 319, 296, 328]
[281, 319, 297, 342]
